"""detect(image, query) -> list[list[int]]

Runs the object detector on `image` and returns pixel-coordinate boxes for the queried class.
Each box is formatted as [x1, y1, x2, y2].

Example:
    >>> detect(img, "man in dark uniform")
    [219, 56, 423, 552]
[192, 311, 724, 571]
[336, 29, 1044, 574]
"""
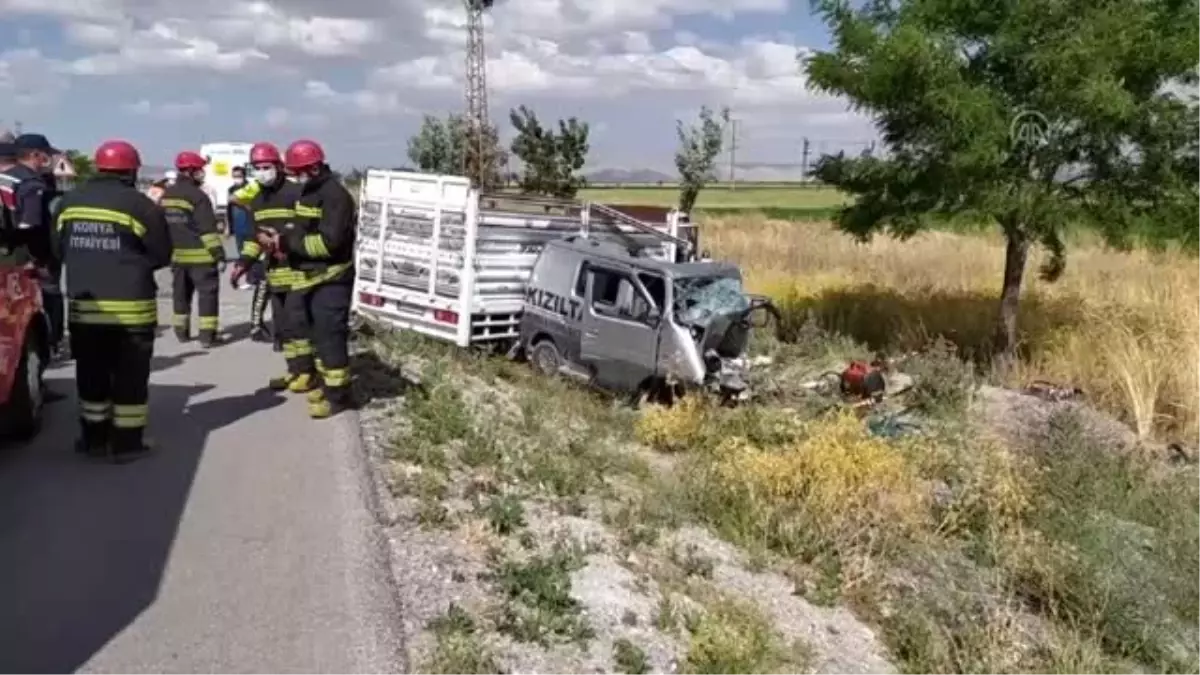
[162, 150, 226, 347]
[51, 140, 171, 462]
[0, 133, 65, 354]
[259, 139, 356, 419]
[230, 141, 315, 391]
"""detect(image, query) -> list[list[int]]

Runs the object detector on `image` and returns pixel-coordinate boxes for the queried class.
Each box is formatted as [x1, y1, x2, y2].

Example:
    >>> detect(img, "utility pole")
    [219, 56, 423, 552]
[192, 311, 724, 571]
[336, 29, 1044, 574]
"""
[464, 0, 495, 188]
[800, 136, 811, 182]
[727, 117, 739, 191]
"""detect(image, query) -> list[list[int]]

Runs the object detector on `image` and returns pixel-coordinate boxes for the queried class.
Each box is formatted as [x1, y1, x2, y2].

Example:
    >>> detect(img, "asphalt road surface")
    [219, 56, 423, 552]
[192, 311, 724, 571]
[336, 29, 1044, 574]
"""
[0, 260, 406, 673]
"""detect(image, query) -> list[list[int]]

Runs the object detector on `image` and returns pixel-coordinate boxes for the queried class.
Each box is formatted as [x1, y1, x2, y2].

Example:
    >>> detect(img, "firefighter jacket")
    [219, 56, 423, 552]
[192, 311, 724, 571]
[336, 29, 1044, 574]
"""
[161, 177, 226, 266]
[234, 178, 304, 290]
[0, 164, 56, 270]
[50, 174, 172, 328]
[279, 168, 356, 291]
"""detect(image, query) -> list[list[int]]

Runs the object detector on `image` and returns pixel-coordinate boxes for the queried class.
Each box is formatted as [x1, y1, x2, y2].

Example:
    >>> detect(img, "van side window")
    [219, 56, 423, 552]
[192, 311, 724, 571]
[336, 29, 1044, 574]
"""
[590, 268, 655, 324]
[638, 273, 665, 310]
[588, 268, 622, 309]
[573, 263, 588, 297]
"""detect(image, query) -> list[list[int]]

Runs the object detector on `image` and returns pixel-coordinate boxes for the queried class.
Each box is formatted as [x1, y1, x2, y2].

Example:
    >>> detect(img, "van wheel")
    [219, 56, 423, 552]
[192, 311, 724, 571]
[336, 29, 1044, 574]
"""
[530, 340, 562, 378]
[2, 329, 45, 440]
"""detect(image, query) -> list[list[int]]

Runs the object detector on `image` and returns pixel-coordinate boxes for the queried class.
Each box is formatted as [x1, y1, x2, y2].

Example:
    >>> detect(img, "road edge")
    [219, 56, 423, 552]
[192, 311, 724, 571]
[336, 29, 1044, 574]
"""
[337, 408, 411, 673]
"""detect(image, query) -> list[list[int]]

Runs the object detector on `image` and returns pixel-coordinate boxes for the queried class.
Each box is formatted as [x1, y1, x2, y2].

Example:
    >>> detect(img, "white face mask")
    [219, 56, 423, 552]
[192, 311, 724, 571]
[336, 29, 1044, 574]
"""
[288, 174, 307, 184]
[254, 167, 277, 185]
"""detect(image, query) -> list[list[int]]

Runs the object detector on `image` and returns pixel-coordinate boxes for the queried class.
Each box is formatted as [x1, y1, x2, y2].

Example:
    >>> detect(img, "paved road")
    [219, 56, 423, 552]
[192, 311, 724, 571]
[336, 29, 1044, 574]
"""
[0, 259, 406, 673]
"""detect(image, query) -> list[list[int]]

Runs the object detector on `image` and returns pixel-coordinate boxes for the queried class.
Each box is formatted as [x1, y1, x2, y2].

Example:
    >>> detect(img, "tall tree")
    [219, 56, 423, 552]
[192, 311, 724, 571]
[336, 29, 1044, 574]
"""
[509, 105, 590, 199]
[407, 114, 462, 176]
[675, 105, 729, 213]
[406, 114, 506, 190]
[805, 0, 1199, 358]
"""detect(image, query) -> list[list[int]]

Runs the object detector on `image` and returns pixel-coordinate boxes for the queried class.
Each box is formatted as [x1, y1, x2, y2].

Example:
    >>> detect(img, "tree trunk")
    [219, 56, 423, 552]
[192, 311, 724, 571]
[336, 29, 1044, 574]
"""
[679, 186, 700, 213]
[995, 226, 1030, 362]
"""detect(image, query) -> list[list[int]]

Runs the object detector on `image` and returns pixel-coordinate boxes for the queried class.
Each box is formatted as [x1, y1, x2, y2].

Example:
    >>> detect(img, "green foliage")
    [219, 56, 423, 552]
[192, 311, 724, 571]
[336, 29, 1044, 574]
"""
[806, 0, 1199, 353]
[509, 105, 590, 198]
[675, 106, 729, 213]
[66, 149, 95, 181]
[406, 113, 506, 189]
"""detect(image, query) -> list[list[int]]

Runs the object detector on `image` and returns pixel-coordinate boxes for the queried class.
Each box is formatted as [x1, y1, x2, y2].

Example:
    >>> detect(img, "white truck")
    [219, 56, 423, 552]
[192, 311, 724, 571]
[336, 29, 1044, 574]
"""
[352, 169, 698, 348]
[198, 141, 253, 214]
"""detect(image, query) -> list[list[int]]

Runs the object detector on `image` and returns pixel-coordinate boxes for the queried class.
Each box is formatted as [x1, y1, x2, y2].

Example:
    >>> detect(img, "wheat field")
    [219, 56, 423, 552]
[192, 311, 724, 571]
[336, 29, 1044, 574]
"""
[705, 214, 1200, 442]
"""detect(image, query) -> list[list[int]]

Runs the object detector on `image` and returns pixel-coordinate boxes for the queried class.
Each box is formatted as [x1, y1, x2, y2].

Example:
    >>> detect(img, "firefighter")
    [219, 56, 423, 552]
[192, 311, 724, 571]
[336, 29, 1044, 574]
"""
[258, 139, 356, 419]
[229, 141, 316, 392]
[163, 150, 226, 346]
[51, 139, 171, 462]
[1, 134, 65, 354]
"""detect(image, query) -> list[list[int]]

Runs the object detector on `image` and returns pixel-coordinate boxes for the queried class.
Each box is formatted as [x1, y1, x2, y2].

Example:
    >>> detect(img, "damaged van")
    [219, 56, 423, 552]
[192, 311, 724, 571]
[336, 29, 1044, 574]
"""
[514, 237, 774, 401]
[351, 169, 773, 400]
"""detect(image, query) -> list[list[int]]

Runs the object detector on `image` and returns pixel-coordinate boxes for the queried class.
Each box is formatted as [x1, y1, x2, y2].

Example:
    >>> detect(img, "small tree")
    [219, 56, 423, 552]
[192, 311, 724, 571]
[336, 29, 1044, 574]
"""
[806, 0, 1199, 359]
[407, 114, 461, 175]
[509, 105, 590, 198]
[675, 106, 729, 213]
[406, 114, 505, 190]
[66, 149, 94, 181]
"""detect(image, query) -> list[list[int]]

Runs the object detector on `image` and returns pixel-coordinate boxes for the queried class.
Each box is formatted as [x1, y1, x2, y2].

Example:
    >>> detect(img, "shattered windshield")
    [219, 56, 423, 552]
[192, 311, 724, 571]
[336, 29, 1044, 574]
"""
[673, 276, 749, 325]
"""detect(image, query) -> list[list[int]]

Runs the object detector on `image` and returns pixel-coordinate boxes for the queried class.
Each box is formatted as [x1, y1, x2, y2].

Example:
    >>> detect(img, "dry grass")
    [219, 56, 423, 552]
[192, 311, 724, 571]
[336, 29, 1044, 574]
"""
[706, 214, 1199, 441]
[361, 204, 1200, 672]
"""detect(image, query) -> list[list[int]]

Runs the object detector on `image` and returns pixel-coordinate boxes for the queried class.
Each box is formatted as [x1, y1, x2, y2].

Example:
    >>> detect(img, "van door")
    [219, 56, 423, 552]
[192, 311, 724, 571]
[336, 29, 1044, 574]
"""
[579, 265, 660, 391]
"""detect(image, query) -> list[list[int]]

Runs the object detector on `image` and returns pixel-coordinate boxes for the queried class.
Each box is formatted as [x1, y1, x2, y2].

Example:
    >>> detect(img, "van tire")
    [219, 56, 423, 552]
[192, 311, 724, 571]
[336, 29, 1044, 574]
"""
[1, 328, 45, 440]
[530, 339, 562, 378]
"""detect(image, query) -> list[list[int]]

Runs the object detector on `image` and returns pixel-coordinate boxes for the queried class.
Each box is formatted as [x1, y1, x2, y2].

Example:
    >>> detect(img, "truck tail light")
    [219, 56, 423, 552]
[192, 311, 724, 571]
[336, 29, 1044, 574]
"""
[358, 292, 384, 307]
[433, 309, 459, 324]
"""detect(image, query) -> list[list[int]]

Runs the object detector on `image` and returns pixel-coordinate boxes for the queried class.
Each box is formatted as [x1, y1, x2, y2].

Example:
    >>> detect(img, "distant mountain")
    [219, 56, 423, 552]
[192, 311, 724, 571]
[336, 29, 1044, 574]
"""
[586, 168, 675, 184]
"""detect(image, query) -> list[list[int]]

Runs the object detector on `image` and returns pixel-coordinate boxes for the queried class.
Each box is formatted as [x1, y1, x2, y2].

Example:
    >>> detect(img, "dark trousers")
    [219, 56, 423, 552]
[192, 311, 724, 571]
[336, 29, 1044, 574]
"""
[280, 289, 316, 377]
[172, 265, 220, 340]
[71, 323, 154, 453]
[40, 285, 64, 348]
[288, 280, 352, 404]
[310, 280, 353, 405]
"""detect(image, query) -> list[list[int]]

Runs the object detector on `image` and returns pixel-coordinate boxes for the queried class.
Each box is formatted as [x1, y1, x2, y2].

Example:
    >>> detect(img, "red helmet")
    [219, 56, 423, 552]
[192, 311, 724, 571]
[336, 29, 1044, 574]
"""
[249, 142, 282, 165]
[174, 151, 207, 171]
[283, 139, 325, 171]
[94, 140, 142, 172]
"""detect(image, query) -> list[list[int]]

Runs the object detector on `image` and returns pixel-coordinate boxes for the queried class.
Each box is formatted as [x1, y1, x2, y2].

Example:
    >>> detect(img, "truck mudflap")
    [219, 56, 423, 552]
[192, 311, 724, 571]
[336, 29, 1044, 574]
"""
[0, 266, 44, 406]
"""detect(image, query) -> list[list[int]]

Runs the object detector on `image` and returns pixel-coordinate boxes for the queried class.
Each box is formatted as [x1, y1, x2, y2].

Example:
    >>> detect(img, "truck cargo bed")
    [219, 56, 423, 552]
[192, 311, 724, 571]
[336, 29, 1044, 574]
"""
[352, 169, 690, 347]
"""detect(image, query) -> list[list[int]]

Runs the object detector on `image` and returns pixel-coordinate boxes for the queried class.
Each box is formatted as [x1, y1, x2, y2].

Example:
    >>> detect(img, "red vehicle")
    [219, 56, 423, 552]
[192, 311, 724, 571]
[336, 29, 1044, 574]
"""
[0, 263, 50, 439]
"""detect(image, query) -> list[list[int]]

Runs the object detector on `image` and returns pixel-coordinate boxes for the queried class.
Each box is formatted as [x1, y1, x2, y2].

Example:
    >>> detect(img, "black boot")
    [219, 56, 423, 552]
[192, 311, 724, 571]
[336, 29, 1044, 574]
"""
[74, 420, 110, 458]
[174, 328, 191, 342]
[109, 427, 154, 464]
[250, 325, 273, 343]
[199, 330, 225, 348]
[249, 282, 269, 333]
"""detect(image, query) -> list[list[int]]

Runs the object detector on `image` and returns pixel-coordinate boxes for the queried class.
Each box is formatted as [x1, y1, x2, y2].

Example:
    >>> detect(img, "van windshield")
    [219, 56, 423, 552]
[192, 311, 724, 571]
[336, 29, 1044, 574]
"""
[673, 276, 749, 325]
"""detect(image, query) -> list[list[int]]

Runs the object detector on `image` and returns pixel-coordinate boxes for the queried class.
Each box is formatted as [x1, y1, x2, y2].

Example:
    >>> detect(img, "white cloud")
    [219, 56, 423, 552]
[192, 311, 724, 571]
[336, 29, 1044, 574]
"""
[302, 79, 416, 117]
[1, 0, 877, 171]
[263, 106, 327, 130]
[0, 48, 68, 106]
[122, 98, 211, 119]
[67, 22, 271, 75]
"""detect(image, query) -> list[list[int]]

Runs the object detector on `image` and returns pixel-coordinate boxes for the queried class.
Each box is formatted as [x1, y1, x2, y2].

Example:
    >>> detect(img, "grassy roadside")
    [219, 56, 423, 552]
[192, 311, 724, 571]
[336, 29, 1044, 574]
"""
[355, 320, 1198, 674]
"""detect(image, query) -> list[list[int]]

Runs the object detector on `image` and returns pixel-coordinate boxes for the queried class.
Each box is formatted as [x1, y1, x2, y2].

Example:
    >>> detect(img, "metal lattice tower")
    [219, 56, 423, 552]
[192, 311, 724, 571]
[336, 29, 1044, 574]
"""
[464, 0, 493, 186]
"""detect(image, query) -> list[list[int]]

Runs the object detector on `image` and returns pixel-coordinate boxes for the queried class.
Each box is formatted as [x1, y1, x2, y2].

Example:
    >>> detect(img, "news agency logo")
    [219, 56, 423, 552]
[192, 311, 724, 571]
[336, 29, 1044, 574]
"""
[1009, 109, 1054, 151]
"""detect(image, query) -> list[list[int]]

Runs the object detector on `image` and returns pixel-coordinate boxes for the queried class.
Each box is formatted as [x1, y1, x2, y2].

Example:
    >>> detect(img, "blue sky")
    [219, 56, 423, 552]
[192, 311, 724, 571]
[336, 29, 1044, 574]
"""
[0, 0, 876, 177]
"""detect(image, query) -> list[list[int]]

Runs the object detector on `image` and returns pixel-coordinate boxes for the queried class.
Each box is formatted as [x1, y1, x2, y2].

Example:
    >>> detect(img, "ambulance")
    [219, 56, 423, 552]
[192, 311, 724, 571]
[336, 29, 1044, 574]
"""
[199, 141, 254, 220]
